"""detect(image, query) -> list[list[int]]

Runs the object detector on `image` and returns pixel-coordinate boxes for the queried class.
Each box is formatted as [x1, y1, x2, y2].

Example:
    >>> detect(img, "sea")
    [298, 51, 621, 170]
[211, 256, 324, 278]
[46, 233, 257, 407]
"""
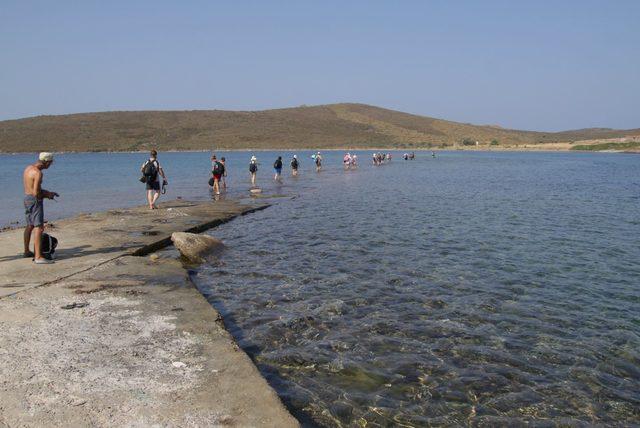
[1, 151, 639, 426]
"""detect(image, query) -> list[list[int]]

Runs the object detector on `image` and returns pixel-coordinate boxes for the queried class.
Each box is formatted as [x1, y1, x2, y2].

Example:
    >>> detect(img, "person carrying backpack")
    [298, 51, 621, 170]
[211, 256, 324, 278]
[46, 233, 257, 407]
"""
[273, 156, 283, 181]
[141, 150, 167, 210]
[249, 156, 258, 187]
[211, 154, 224, 195]
[290, 155, 299, 176]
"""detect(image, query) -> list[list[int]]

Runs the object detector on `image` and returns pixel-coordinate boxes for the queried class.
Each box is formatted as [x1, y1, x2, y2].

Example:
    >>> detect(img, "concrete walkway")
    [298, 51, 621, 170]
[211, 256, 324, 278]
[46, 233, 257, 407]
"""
[0, 199, 268, 298]
[0, 200, 299, 427]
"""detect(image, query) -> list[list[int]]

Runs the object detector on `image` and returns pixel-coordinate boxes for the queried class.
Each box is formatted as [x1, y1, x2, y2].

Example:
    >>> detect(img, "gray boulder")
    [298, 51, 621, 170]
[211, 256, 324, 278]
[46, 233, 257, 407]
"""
[171, 232, 224, 263]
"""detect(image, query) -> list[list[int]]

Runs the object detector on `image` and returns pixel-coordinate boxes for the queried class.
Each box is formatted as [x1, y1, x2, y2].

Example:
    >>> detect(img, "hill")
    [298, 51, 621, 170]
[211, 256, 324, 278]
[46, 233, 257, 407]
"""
[0, 103, 638, 152]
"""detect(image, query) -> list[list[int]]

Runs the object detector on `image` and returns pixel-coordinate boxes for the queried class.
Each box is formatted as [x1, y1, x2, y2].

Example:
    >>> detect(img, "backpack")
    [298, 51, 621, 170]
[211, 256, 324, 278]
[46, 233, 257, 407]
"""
[249, 163, 257, 173]
[212, 161, 222, 174]
[143, 160, 158, 181]
[41, 233, 58, 260]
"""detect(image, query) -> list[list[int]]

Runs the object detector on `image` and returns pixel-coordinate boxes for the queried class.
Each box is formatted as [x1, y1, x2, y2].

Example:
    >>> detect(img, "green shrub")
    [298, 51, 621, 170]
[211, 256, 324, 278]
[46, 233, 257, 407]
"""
[571, 141, 640, 151]
[490, 139, 499, 145]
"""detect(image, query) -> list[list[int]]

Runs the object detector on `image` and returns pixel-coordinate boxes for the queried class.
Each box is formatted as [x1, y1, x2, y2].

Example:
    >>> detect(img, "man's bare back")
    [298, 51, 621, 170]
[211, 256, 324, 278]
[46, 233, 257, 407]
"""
[23, 164, 43, 197]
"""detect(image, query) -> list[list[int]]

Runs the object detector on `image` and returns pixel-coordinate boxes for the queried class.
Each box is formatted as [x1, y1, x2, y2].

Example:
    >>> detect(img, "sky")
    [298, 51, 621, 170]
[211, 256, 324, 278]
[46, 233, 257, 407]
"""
[1, 0, 639, 131]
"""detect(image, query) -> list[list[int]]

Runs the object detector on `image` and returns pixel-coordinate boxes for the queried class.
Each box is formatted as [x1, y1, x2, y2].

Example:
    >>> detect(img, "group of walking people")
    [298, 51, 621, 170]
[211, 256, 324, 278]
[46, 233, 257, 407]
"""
[210, 149, 419, 189]
[21, 149, 426, 264]
[249, 153, 304, 186]
[373, 152, 392, 165]
[342, 153, 358, 169]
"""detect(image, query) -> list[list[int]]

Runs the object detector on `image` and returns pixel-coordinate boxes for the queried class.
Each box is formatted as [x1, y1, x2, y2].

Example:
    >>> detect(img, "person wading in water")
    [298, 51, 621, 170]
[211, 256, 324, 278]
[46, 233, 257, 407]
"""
[249, 155, 258, 187]
[220, 156, 228, 190]
[274, 156, 283, 181]
[314, 152, 322, 172]
[23, 152, 59, 264]
[211, 155, 224, 195]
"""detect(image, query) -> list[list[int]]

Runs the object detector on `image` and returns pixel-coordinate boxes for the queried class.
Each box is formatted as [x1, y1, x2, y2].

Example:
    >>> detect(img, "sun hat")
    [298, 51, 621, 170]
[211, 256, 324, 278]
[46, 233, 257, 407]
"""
[39, 152, 54, 162]
[251, 155, 257, 162]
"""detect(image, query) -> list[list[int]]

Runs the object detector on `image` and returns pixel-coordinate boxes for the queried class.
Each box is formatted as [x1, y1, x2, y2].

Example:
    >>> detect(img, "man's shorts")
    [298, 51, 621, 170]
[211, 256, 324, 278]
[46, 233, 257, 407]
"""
[146, 180, 160, 191]
[24, 195, 44, 227]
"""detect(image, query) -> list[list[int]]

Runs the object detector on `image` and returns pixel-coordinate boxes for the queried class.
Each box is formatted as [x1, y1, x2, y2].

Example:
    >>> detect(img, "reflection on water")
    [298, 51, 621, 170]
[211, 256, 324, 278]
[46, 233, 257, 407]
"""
[194, 152, 640, 426]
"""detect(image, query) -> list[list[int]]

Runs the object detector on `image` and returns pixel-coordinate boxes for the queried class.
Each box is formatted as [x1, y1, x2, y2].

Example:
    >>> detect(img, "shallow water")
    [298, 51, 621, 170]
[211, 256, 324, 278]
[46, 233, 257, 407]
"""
[0, 151, 333, 227]
[2, 150, 639, 425]
[191, 151, 640, 426]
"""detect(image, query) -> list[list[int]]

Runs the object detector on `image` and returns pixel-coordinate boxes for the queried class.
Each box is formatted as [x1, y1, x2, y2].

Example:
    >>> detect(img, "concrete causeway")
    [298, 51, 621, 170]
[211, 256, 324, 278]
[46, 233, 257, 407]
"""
[0, 199, 299, 427]
[0, 199, 269, 298]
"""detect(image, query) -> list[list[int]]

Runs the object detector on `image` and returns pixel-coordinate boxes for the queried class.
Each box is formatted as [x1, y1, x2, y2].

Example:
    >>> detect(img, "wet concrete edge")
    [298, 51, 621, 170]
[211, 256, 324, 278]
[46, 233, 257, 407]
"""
[130, 204, 271, 256]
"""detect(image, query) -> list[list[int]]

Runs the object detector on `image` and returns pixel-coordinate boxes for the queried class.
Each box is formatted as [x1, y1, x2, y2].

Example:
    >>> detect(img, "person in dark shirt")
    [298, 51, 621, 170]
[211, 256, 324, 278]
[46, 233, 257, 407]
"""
[273, 156, 283, 181]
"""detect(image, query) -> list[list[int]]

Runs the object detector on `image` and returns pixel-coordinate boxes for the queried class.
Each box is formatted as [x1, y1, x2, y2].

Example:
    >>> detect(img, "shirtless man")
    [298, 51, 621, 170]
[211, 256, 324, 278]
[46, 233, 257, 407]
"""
[23, 152, 58, 264]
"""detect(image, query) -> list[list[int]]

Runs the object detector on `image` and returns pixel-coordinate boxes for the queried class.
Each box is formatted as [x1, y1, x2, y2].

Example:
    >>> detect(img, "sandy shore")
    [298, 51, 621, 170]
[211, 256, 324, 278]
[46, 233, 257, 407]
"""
[0, 199, 298, 427]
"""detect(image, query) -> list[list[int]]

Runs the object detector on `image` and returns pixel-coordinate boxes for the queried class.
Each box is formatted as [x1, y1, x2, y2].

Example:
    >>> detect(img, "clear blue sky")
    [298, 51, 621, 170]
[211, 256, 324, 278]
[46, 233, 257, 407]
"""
[1, 0, 638, 131]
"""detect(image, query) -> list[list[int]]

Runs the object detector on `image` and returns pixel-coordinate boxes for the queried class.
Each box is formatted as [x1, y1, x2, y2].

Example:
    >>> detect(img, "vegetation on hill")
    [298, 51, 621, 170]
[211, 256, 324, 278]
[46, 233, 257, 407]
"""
[571, 141, 640, 151]
[0, 103, 638, 152]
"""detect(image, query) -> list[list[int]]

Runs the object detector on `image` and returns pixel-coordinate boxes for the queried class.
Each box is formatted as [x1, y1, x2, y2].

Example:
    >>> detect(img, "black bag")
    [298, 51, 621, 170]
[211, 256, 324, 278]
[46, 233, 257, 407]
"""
[41, 233, 58, 260]
[208, 177, 214, 186]
[143, 160, 158, 181]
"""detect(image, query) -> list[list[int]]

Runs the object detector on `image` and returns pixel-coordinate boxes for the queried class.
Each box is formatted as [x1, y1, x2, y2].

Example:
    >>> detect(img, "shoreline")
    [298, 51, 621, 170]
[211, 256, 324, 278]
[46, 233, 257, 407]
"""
[0, 199, 299, 426]
[1, 146, 639, 155]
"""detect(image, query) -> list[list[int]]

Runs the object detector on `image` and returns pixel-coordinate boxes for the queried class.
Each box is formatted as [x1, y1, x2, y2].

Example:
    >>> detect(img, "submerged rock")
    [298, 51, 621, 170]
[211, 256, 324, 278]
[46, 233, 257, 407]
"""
[171, 232, 224, 263]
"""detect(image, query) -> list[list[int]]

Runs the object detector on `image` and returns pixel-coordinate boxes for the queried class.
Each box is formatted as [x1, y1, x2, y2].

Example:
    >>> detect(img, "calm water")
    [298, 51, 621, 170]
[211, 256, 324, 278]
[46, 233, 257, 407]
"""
[2, 151, 639, 425]
[0, 151, 332, 227]
[191, 152, 640, 426]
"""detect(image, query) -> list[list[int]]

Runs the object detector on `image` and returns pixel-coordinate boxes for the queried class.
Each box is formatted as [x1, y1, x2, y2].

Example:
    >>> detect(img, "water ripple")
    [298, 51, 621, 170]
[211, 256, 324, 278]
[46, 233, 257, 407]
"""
[195, 152, 640, 426]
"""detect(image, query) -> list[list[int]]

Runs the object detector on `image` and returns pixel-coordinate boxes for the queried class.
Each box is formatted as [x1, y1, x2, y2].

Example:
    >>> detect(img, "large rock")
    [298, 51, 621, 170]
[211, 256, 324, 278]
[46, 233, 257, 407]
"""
[171, 232, 224, 263]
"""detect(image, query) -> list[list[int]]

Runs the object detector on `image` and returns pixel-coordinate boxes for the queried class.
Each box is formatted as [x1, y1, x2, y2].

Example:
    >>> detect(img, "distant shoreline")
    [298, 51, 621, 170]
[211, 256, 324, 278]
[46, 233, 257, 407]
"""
[2, 104, 638, 155]
[1, 146, 638, 155]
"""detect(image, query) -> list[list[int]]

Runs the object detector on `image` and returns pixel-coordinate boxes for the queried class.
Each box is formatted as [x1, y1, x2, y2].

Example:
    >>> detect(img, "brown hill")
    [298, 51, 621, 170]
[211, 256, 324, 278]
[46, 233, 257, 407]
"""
[0, 103, 638, 152]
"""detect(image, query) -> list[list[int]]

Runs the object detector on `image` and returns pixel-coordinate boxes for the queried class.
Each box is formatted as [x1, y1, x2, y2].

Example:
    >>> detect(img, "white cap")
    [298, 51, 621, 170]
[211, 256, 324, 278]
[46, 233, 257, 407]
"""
[39, 152, 54, 162]
[251, 155, 257, 162]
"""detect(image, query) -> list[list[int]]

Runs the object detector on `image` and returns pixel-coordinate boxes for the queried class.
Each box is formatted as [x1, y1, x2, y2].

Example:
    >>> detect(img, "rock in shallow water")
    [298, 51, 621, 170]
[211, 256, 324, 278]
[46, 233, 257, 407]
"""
[171, 232, 224, 263]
